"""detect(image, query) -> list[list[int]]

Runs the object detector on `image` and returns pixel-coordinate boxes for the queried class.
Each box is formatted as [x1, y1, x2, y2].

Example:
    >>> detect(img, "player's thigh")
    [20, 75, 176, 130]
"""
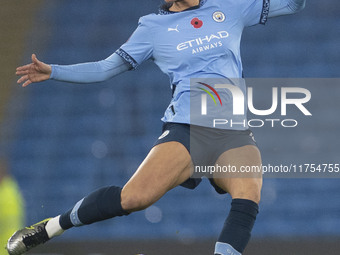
[213, 145, 262, 203]
[121, 141, 193, 211]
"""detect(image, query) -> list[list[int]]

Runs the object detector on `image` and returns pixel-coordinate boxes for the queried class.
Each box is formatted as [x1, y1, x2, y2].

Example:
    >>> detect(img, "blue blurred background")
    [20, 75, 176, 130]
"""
[1, 0, 340, 247]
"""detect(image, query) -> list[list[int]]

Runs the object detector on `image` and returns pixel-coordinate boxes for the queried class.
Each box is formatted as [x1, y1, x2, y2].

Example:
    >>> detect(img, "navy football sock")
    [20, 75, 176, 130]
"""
[215, 199, 259, 255]
[59, 186, 129, 230]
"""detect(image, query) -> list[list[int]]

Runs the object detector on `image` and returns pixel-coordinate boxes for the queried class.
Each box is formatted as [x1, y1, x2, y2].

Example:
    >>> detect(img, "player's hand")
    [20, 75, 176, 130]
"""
[16, 54, 52, 87]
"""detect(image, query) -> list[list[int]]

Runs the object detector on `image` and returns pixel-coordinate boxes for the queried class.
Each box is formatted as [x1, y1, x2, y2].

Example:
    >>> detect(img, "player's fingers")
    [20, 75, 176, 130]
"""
[22, 80, 32, 87]
[16, 70, 29, 76]
[32, 54, 40, 65]
[17, 75, 28, 84]
[16, 64, 32, 71]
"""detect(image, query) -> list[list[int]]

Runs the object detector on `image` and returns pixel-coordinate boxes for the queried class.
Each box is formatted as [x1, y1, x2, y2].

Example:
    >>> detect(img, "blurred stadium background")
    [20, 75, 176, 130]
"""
[1, 0, 340, 254]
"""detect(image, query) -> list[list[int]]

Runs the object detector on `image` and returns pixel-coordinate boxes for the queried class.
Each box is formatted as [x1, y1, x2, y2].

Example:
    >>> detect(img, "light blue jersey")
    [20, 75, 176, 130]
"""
[50, 0, 306, 128]
[117, 0, 269, 125]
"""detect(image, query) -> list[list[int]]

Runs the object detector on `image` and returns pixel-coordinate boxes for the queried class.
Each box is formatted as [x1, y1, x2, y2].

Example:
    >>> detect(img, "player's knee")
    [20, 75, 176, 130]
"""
[230, 181, 262, 204]
[232, 190, 261, 204]
[120, 192, 152, 212]
[249, 188, 261, 204]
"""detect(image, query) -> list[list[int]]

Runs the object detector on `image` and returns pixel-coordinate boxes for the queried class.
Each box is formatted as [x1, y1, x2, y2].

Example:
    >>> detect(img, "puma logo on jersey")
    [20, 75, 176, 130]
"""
[168, 25, 179, 32]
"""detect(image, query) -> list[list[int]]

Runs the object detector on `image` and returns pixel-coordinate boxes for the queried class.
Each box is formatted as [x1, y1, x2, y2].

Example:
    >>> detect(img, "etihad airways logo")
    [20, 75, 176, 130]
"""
[177, 31, 229, 54]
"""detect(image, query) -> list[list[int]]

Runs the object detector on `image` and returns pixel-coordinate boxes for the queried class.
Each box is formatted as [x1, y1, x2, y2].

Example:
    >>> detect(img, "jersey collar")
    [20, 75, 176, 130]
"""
[159, 0, 207, 15]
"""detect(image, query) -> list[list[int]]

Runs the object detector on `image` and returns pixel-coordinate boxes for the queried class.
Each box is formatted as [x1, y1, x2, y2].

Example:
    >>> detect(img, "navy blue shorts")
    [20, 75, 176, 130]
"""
[153, 122, 257, 194]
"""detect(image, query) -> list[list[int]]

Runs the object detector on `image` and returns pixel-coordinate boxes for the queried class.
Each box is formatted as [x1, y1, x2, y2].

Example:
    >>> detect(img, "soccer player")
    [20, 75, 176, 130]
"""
[7, 0, 306, 254]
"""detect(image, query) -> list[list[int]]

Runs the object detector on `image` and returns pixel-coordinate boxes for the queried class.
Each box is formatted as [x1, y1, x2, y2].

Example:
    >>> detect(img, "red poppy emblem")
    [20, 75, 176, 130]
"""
[191, 18, 203, 28]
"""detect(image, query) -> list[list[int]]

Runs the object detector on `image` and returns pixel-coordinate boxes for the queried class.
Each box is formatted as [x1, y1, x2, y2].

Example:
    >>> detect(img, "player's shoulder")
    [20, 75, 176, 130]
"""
[138, 13, 159, 27]
[137, 12, 178, 30]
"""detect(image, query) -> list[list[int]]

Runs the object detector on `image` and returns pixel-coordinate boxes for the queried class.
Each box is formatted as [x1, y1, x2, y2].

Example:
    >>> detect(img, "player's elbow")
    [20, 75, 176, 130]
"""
[288, 0, 306, 13]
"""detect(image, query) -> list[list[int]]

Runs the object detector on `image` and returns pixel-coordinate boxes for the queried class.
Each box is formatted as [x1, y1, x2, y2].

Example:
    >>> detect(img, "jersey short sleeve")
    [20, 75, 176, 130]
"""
[239, 0, 270, 27]
[116, 16, 154, 69]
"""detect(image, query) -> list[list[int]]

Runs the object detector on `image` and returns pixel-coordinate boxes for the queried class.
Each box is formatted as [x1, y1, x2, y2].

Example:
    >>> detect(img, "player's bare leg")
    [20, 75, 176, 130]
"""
[121, 142, 193, 212]
[213, 145, 262, 203]
[212, 145, 262, 255]
[6, 142, 192, 255]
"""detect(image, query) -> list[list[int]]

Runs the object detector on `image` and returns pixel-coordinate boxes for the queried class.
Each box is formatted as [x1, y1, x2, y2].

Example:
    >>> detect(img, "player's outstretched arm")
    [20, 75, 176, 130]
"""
[16, 54, 52, 87]
[16, 52, 132, 87]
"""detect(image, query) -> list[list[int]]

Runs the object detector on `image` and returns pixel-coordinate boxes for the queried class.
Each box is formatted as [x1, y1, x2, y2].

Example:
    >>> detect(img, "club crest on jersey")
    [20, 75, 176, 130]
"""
[213, 11, 226, 23]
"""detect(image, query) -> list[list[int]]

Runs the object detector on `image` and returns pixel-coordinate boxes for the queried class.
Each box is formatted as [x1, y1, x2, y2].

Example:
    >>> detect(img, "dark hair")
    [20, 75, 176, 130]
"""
[160, 0, 200, 12]
[160, 2, 173, 11]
